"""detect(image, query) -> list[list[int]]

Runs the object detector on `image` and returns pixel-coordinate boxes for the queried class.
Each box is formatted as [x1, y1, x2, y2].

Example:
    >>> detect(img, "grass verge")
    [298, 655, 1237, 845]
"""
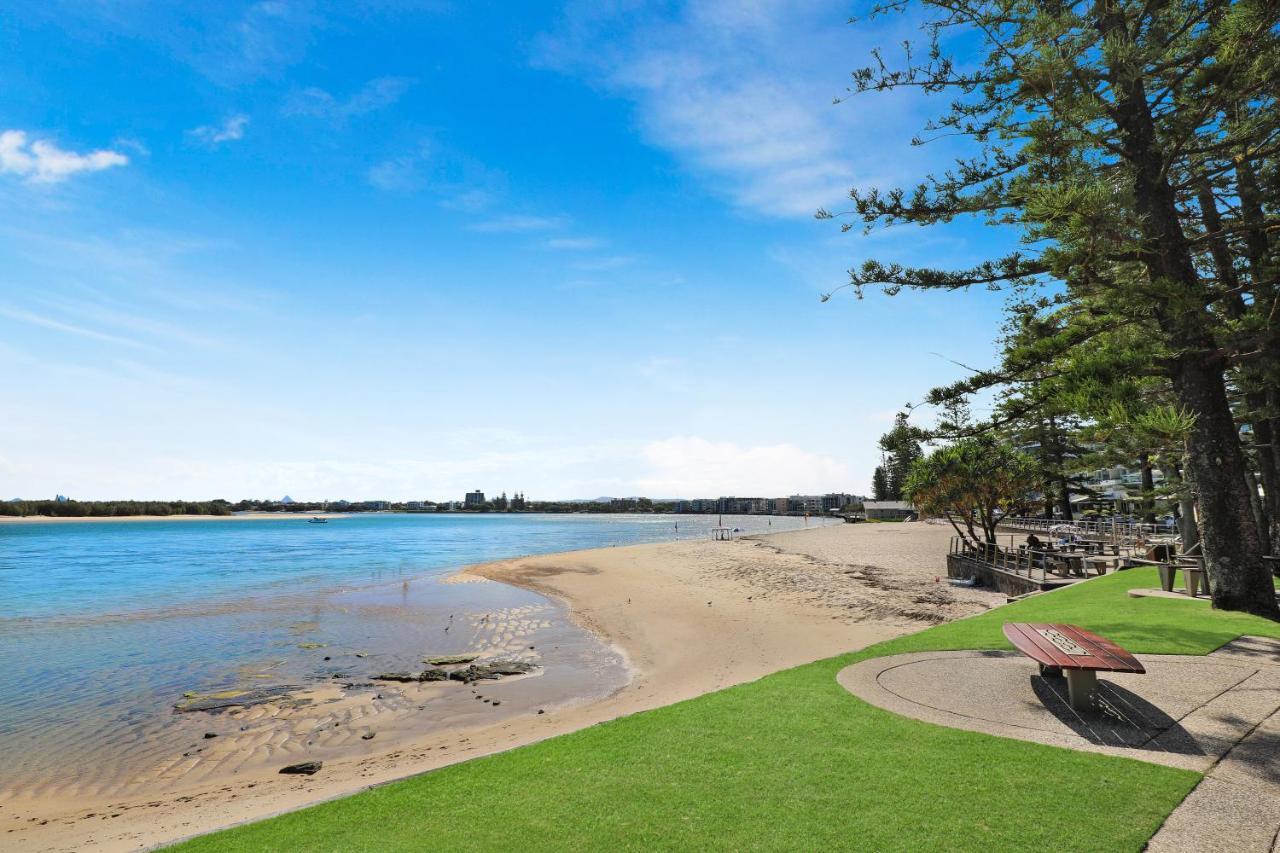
[172, 568, 1280, 852]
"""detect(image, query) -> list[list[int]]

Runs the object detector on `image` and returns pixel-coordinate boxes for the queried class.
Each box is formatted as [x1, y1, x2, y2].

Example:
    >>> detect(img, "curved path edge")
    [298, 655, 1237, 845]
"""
[837, 637, 1280, 852]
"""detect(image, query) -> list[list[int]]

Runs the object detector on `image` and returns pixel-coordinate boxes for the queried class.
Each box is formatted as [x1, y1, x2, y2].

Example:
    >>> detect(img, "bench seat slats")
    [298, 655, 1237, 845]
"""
[1002, 622, 1145, 674]
[1029, 622, 1132, 672]
[1002, 623, 1079, 669]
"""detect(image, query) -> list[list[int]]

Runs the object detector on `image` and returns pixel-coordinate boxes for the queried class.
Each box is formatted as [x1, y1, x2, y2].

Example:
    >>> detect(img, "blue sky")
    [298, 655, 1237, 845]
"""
[0, 1, 1012, 501]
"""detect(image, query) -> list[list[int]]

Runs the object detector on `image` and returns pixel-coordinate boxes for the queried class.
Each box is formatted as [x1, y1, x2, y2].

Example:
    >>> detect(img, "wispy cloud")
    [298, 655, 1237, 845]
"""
[367, 144, 431, 191]
[535, 0, 921, 217]
[195, 1, 322, 85]
[285, 76, 413, 122]
[636, 435, 850, 496]
[470, 214, 567, 233]
[546, 237, 602, 250]
[0, 305, 149, 349]
[0, 130, 128, 184]
[188, 114, 249, 147]
[572, 254, 635, 272]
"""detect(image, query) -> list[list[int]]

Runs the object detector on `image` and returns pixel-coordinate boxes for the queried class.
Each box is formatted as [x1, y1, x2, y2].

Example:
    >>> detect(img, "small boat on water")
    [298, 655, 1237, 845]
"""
[307, 517, 328, 524]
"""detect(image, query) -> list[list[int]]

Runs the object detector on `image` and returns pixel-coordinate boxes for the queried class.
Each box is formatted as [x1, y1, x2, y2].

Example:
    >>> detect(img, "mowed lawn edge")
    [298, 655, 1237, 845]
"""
[171, 568, 1280, 852]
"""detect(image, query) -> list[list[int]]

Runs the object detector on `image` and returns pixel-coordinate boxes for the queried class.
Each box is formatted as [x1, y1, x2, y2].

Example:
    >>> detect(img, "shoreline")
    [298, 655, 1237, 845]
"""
[7, 522, 1000, 852]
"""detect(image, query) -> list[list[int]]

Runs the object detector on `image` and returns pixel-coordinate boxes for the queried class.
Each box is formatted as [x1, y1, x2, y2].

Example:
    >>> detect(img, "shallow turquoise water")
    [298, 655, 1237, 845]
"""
[0, 512, 822, 619]
[0, 513, 831, 795]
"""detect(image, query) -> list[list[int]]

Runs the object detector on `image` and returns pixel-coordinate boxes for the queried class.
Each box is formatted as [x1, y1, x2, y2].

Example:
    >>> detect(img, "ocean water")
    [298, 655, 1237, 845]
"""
[0, 512, 831, 798]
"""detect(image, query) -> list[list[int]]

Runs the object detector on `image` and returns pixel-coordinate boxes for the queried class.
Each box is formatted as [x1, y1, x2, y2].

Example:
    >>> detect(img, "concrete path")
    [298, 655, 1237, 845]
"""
[837, 636, 1280, 851]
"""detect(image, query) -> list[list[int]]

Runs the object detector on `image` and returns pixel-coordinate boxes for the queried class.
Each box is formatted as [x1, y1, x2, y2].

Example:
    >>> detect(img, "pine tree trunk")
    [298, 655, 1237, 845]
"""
[1173, 360, 1277, 616]
[1139, 453, 1156, 524]
[1098, 9, 1277, 617]
[1168, 461, 1200, 554]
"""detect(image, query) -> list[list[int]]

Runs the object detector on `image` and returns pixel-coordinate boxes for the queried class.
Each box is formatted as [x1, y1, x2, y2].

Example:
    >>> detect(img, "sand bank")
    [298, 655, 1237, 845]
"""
[7, 522, 1001, 852]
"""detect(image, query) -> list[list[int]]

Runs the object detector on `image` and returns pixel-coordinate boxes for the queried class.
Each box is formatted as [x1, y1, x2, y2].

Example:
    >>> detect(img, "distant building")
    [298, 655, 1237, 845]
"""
[363, 500, 390, 510]
[281, 495, 295, 505]
[464, 490, 485, 508]
[864, 500, 915, 520]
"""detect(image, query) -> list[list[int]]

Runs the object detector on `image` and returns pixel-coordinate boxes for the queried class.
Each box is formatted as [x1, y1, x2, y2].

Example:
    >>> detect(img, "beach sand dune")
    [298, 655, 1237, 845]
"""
[8, 522, 1001, 852]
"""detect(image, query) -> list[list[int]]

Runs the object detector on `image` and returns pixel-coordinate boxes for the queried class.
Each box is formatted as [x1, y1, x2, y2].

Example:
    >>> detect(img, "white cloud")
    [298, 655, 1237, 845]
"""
[0, 305, 149, 349]
[0, 130, 128, 184]
[546, 237, 602, 250]
[572, 254, 635, 271]
[367, 155, 424, 191]
[535, 0, 923, 217]
[285, 76, 413, 122]
[188, 114, 249, 146]
[469, 214, 567, 233]
[635, 436, 851, 496]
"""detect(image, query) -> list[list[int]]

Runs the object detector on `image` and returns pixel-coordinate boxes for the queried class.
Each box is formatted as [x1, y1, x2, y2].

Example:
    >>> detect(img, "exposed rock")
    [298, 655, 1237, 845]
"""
[425, 654, 478, 666]
[174, 685, 298, 713]
[447, 660, 537, 684]
[486, 661, 537, 676]
[420, 668, 450, 682]
[278, 761, 322, 775]
[361, 732, 375, 740]
[203, 732, 218, 739]
[297, 643, 327, 650]
[372, 672, 418, 683]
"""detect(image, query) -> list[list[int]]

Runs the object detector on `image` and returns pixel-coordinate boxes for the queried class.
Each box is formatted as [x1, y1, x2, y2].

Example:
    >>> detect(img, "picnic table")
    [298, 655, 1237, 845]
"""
[1083, 555, 1117, 576]
[1002, 622, 1146, 712]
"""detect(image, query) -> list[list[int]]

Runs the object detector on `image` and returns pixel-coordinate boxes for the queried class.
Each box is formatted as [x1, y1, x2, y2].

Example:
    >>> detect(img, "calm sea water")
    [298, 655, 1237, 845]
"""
[0, 513, 831, 797]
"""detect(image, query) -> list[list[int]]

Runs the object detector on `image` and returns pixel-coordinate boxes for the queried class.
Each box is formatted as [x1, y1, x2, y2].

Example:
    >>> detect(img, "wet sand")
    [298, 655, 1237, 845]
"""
[7, 522, 1002, 852]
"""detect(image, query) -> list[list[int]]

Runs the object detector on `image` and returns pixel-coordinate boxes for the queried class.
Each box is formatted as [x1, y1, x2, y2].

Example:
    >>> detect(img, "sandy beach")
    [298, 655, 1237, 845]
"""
[6, 522, 1002, 852]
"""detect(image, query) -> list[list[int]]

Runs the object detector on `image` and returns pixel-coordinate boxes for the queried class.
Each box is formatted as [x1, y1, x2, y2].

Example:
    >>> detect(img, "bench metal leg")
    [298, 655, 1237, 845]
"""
[1065, 669, 1097, 712]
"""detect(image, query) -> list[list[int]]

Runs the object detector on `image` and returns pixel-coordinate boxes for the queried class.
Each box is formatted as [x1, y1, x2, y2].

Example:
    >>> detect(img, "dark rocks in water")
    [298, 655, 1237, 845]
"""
[420, 668, 450, 682]
[279, 761, 322, 776]
[425, 654, 478, 666]
[492, 700, 501, 706]
[537, 709, 544, 714]
[447, 661, 537, 684]
[361, 732, 375, 740]
[372, 672, 419, 683]
[174, 685, 299, 714]
[203, 732, 218, 739]
[486, 661, 537, 676]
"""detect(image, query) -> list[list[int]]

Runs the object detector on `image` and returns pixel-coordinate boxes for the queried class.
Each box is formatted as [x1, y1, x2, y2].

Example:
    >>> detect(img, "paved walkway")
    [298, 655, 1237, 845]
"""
[838, 636, 1280, 852]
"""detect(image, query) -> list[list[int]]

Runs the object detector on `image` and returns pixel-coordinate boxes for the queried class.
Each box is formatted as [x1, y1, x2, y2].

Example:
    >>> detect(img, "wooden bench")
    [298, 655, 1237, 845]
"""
[1002, 622, 1145, 712]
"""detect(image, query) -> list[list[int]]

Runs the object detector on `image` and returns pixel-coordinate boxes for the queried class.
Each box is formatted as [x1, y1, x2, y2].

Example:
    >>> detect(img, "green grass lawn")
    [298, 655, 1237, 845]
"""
[173, 569, 1280, 852]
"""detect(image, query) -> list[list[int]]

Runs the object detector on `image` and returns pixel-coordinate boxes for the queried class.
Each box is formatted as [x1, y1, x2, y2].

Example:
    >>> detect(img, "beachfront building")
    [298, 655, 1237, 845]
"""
[864, 500, 915, 520]
[464, 490, 485, 508]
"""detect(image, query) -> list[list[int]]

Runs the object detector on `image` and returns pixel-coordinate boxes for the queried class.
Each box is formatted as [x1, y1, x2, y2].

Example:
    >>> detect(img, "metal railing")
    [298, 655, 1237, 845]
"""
[999, 515, 1175, 543]
[949, 536, 1127, 584]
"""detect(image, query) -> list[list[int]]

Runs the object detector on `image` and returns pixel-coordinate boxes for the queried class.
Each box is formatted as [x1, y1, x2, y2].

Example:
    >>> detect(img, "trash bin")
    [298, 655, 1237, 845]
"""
[1157, 562, 1176, 592]
[1183, 568, 1204, 598]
